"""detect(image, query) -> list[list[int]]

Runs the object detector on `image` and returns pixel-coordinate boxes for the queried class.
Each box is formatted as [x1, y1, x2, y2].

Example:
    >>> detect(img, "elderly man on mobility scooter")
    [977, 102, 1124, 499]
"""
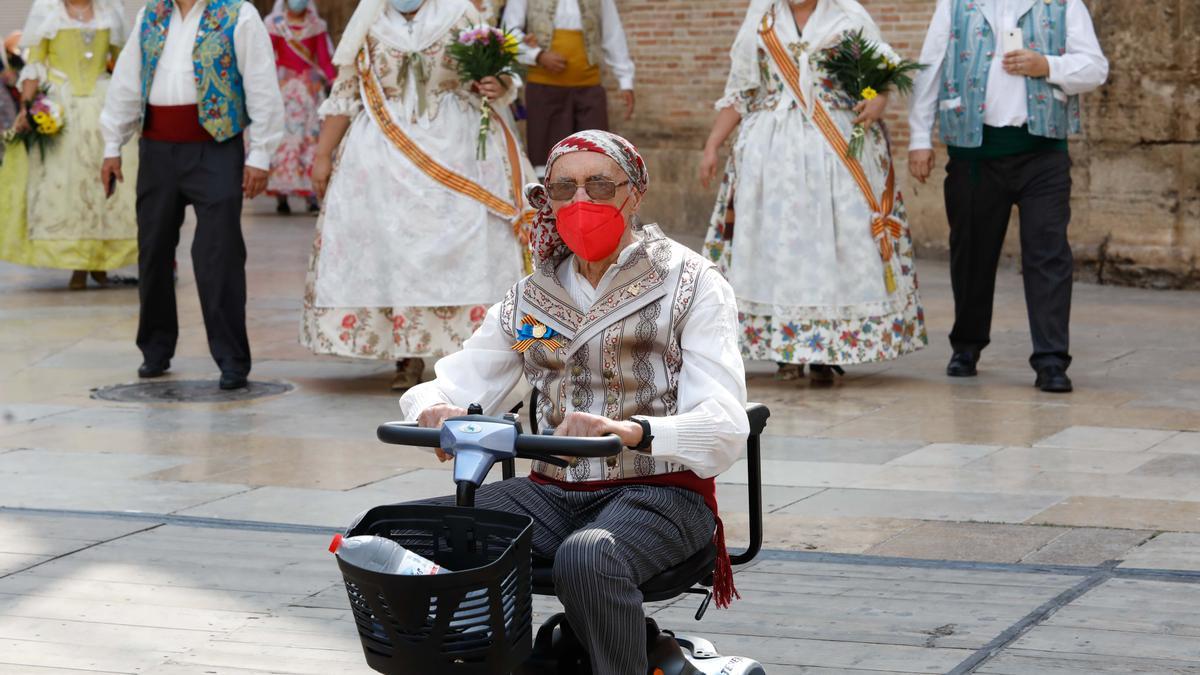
[399, 130, 750, 675]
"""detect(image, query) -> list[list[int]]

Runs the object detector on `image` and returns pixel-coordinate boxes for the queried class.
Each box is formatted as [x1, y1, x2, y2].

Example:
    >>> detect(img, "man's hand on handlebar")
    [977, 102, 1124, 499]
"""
[417, 403, 468, 462]
[555, 411, 643, 448]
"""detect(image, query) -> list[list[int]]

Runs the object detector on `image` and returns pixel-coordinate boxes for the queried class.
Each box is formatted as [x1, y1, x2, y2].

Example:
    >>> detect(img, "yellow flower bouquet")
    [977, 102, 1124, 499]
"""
[3, 86, 64, 162]
[818, 30, 924, 160]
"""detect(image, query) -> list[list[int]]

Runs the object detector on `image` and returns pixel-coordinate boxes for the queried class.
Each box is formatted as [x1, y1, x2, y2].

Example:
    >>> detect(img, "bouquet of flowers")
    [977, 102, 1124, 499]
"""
[818, 29, 924, 159]
[446, 25, 523, 160]
[3, 86, 64, 161]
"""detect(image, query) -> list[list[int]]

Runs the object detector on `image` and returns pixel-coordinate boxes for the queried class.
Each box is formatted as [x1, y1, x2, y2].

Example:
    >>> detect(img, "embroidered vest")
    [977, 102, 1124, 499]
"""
[139, 0, 249, 142]
[526, 0, 603, 68]
[937, 0, 1080, 148]
[502, 226, 714, 482]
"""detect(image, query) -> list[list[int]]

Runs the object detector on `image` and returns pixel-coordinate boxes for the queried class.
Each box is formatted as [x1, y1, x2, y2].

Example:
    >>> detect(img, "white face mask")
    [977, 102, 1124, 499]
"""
[389, 0, 423, 13]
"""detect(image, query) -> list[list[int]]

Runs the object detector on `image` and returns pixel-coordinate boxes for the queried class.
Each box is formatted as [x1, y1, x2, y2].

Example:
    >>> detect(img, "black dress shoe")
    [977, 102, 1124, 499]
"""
[219, 372, 249, 390]
[1035, 366, 1073, 393]
[946, 352, 978, 377]
[138, 361, 169, 378]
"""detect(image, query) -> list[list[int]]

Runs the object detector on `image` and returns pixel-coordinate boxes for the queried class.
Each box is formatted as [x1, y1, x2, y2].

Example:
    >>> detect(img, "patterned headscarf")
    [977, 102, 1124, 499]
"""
[523, 130, 649, 266]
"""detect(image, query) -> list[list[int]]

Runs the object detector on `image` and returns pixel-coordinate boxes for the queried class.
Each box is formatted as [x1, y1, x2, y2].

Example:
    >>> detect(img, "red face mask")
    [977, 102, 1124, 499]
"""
[555, 197, 630, 262]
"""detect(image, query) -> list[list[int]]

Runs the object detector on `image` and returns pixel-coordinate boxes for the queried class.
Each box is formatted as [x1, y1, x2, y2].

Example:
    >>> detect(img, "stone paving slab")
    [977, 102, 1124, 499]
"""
[1033, 426, 1181, 453]
[885, 443, 1003, 468]
[1030, 496, 1200, 532]
[775, 487, 1064, 523]
[1018, 528, 1154, 566]
[13, 510, 1200, 674]
[1117, 532, 1200, 570]
[965, 446, 1157, 475]
[864, 522, 1065, 563]
[1147, 431, 1200, 454]
[1130, 453, 1200, 478]
[723, 513, 919, 554]
[0, 474, 251, 514]
[975, 650, 1200, 674]
[759, 436, 927, 465]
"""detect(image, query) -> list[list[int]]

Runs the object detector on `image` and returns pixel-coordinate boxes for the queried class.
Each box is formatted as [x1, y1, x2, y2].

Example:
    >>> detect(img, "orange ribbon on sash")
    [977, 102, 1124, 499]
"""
[759, 9, 903, 294]
[357, 43, 534, 235]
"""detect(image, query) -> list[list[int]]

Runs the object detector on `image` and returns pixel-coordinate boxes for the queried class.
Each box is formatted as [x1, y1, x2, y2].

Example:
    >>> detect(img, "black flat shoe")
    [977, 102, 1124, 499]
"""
[809, 364, 835, 385]
[1035, 366, 1073, 393]
[946, 352, 978, 377]
[275, 197, 291, 215]
[138, 361, 169, 378]
[219, 372, 249, 390]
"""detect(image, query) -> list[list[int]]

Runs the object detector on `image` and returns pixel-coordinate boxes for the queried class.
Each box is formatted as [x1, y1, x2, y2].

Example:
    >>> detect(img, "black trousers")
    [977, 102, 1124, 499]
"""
[524, 83, 609, 167]
[945, 150, 1073, 371]
[135, 137, 250, 376]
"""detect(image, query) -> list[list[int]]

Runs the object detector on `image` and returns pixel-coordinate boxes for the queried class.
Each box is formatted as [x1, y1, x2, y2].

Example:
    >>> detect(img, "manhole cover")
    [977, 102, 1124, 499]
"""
[91, 380, 294, 403]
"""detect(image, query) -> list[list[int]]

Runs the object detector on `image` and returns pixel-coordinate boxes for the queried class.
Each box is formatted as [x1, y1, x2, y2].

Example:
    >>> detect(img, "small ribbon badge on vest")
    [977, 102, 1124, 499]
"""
[513, 314, 564, 353]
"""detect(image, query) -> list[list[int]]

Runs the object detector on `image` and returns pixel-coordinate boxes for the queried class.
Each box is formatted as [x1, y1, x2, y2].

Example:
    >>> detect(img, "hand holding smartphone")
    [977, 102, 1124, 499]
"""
[105, 173, 116, 198]
[1002, 29, 1024, 55]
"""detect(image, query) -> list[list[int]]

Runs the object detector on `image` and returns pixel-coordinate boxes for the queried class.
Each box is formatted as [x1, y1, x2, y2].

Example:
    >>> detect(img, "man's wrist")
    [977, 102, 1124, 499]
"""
[623, 417, 653, 450]
[245, 150, 271, 171]
[908, 135, 933, 152]
[1043, 54, 1060, 83]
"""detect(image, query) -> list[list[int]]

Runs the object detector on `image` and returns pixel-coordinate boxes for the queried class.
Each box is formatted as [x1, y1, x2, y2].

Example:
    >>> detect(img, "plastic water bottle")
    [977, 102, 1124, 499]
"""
[329, 533, 443, 575]
[330, 534, 509, 637]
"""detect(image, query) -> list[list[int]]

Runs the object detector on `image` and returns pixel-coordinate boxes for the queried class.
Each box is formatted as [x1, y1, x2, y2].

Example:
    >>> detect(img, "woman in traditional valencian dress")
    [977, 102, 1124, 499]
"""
[0, 0, 137, 289]
[1, 41, 20, 145]
[700, 0, 926, 383]
[301, 0, 532, 390]
[264, 0, 335, 214]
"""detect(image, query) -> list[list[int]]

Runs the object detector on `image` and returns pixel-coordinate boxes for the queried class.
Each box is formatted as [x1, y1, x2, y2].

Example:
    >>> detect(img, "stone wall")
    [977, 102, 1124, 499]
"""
[304, 0, 1200, 289]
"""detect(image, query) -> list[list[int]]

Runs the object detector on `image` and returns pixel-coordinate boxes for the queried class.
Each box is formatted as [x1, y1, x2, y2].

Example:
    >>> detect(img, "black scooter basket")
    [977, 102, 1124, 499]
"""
[337, 504, 534, 674]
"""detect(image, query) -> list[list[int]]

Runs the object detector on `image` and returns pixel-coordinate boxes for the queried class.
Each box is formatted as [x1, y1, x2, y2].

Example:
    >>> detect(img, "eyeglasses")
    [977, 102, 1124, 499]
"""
[545, 178, 631, 201]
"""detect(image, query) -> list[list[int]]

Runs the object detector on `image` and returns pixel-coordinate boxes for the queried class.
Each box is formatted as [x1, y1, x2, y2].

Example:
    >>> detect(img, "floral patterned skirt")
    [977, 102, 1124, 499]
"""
[267, 66, 324, 198]
[300, 301, 489, 360]
[704, 157, 928, 366]
[299, 219, 490, 359]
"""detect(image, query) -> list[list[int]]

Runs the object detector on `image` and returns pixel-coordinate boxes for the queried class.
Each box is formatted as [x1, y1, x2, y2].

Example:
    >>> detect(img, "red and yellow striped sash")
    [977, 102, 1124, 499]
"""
[356, 44, 533, 232]
[759, 10, 903, 293]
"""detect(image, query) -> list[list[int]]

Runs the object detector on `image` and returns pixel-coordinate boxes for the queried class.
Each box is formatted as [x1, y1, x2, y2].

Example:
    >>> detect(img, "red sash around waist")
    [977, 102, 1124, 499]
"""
[143, 104, 212, 143]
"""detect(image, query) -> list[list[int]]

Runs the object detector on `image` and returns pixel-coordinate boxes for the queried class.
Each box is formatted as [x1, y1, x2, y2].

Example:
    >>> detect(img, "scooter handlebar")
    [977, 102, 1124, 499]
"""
[516, 433, 624, 458]
[377, 421, 624, 458]
[377, 421, 441, 447]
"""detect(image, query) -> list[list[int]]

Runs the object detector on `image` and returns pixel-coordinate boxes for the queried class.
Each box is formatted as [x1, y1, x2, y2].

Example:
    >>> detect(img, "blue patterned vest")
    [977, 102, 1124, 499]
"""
[937, 0, 1081, 148]
[139, 0, 249, 142]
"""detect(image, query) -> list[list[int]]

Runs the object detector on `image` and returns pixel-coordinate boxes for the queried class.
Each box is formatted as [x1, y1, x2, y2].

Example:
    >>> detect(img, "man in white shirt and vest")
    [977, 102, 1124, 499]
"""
[908, 0, 1108, 393]
[502, 0, 635, 172]
[99, 0, 284, 390]
[398, 131, 749, 674]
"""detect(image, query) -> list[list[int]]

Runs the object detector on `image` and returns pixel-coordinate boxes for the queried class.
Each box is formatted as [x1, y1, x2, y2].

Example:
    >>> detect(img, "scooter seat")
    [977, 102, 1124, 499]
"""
[531, 540, 717, 602]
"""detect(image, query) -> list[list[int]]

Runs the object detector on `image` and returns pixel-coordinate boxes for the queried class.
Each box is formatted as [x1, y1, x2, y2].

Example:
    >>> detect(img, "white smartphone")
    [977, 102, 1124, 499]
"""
[1002, 29, 1024, 54]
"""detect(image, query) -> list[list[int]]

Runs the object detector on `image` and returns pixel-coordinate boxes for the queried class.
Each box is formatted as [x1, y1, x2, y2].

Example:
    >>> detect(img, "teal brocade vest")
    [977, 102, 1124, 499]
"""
[937, 0, 1081, 148]
[139, 0, 249, 142]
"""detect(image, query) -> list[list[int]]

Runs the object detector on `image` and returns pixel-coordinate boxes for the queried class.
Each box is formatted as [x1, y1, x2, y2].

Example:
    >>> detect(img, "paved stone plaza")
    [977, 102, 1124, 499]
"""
[1, 205, 1199, 673]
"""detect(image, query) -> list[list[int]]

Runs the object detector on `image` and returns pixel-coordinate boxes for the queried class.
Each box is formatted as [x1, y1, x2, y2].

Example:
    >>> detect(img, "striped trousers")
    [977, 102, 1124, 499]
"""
[419, 478, 714, 674]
